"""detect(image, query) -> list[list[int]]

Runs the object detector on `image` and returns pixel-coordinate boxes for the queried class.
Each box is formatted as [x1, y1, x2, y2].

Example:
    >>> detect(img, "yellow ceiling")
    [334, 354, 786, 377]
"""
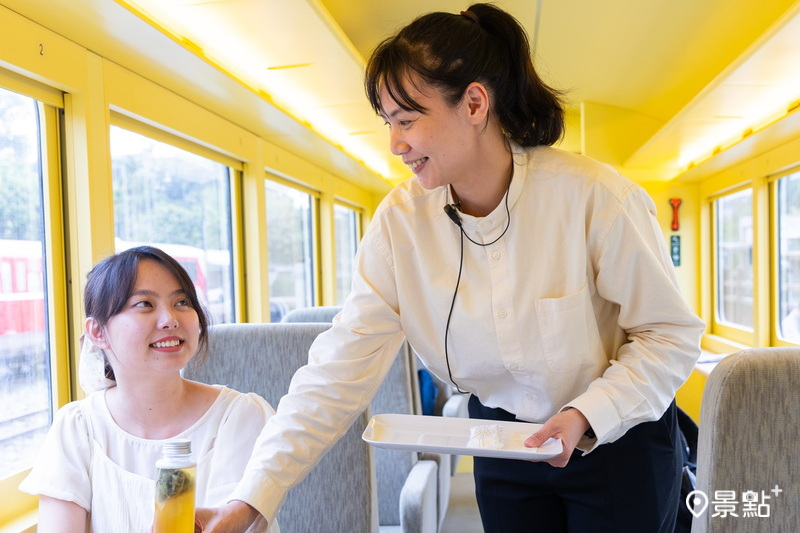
[322, 0, 800, 181]
[324, 0, 793, 121]
[3, 0, 800, 188]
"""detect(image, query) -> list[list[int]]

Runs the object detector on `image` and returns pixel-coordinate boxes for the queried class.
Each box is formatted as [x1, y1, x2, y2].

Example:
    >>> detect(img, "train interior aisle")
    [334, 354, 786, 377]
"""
[441, 463, 482, 533]
[2, 0, 800, 531]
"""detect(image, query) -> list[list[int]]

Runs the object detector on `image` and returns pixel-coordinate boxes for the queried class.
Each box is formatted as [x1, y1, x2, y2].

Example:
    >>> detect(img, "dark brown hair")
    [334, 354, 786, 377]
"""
[365, 3, 564, 147]
[84, 246, 210, 379]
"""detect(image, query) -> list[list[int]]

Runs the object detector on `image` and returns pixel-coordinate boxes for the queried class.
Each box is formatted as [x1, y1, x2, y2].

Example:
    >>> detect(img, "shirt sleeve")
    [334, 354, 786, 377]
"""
[18, 400, 93, 511]
[230, 222, 406, 522]
[567, 185, 705, 449]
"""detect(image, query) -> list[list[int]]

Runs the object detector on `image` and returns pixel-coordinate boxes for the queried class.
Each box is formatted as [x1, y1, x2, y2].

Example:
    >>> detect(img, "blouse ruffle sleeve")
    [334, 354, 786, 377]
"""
[200, 391, 276, 505]
[18, 399, 93, 511]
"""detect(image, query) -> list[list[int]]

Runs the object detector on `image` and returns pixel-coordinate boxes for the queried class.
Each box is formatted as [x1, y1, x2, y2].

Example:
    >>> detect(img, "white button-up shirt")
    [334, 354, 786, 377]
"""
[233, 144, 705, 522]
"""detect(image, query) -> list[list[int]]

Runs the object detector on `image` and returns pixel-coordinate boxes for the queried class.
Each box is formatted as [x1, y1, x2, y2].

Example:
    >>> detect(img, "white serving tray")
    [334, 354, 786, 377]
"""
[362, 413, 563, 460]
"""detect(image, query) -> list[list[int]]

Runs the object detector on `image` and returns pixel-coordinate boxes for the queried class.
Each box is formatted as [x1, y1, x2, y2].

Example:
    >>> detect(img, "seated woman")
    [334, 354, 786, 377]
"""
[20, 246, 277, 533]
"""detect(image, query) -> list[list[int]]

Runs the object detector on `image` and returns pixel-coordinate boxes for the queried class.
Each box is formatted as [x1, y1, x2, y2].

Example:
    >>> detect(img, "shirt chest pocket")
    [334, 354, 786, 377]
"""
[535, 284, 596, 373]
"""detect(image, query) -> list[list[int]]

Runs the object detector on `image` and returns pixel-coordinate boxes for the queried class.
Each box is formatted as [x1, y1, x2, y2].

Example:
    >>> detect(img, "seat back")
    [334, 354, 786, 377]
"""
[184, 322, 378, 533]
[370, 342, 421, 526]
[280, 305, 341, 323]
[282, 306, 442, 529]
[692, 347, 800, 532]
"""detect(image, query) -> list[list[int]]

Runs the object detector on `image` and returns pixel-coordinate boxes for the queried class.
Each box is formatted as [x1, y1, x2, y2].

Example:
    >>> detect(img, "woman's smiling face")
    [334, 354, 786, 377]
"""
[95, 259, 200, 381]
[380, 76, 478, 190]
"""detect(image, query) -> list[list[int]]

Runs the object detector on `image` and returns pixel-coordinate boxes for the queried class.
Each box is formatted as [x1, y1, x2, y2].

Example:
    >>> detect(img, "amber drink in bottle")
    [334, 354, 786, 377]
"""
[154, 438, 196, 533]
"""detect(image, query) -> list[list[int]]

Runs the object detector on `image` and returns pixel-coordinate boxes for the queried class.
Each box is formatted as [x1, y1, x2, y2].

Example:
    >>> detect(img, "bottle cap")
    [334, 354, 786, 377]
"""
[162, 438, 192, 456]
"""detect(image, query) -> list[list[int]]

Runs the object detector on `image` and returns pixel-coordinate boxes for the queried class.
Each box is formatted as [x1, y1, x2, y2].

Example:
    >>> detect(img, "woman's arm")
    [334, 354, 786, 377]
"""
[37, 496, 88, 533]
[574, 185, 705, 445]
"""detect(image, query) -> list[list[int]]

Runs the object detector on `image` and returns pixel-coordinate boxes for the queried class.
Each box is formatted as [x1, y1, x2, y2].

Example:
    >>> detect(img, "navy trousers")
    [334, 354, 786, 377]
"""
[469, 396, 682, 533]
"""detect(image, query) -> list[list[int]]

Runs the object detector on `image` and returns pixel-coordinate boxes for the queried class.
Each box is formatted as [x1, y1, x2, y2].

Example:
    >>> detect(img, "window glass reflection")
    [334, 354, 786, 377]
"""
[0, 88, 52, 479]
[333, 204, 358, 305]
[716, 189, 753, 330]
[266, 180, 315, 321]
[110, 126, 235, 324]
[778, 173, 800, 343]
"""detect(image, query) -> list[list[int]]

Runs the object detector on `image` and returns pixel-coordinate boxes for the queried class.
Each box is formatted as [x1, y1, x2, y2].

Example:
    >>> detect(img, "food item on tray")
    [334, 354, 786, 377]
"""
[467, 424, 505, 449]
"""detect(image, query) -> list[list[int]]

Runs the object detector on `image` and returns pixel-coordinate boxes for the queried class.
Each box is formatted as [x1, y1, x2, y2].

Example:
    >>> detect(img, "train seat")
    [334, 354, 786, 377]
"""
[184, 322, 379, 533]
[412, 349, 470, 475]
[279, 305, 342, 323]
[370, 342, 440, 532]
[692, 347, 800, 532]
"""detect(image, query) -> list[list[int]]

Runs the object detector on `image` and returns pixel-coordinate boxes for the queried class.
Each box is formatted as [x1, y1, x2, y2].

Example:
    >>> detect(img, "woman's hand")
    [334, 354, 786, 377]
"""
[195, 501, 261, 533]
[524, 408, 591, 468]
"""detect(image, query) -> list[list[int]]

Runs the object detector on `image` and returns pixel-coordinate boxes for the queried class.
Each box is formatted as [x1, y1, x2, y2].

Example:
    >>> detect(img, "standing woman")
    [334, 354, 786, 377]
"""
[202, 4, 704, 533]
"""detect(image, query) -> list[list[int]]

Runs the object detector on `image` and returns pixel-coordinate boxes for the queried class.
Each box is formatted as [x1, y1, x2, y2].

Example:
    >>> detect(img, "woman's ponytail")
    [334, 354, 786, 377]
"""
[466, 3, 564, 146]
[365, 3, 565, 147]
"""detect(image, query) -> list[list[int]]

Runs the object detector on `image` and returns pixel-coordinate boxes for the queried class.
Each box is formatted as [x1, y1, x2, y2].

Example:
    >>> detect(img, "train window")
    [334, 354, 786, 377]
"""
[777, 172, 800, 344]
[0, 88, 52, 481]
[266, 180, 316, 321]
[714, 188, 754, 332]
[110, 126, 236, 324]
[333, 203, 360, 305]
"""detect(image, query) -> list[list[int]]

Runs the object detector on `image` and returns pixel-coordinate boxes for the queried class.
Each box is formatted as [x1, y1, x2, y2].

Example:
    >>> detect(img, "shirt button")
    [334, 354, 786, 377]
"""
[492, 251, 501, 260]
[526, 393, 536, 401]
[482, 221, 492, 228]
[498, 310, 508, 319]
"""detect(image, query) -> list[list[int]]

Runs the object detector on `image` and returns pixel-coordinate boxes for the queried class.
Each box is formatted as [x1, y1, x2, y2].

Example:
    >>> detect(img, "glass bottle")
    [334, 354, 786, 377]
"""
[154, 438, 197, 533]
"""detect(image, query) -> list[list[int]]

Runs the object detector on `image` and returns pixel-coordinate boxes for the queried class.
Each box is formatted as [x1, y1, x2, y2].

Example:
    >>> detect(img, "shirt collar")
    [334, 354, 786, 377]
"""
[444, 142, 532, 236]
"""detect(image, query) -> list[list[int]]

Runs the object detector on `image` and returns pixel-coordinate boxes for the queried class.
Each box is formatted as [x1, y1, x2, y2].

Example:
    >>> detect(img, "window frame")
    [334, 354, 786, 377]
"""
[108, 116, 242, 325]
[770, 167, 800, 347]
[709, 185, 755, 346]
[265, 175, 321, 318]
[0, 82, 69, 524]
[332, 200, 362, 305]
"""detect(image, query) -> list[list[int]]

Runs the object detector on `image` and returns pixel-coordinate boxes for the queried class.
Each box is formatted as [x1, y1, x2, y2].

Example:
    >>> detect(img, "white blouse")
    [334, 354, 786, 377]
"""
[232, 144, 705, 524]
[20, 385, 278, 533]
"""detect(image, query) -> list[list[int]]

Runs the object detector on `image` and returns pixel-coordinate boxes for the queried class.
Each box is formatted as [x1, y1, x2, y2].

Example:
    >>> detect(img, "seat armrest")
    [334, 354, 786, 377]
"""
[441, 393, 469, 474]
[442, 393, 469, 419]
[421, 452, 450, 527]
[398, 460, 439, 533]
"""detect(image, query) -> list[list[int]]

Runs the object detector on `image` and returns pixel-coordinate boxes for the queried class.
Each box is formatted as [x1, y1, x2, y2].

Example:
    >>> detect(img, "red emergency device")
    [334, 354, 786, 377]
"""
[669, 198, 682, 231]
